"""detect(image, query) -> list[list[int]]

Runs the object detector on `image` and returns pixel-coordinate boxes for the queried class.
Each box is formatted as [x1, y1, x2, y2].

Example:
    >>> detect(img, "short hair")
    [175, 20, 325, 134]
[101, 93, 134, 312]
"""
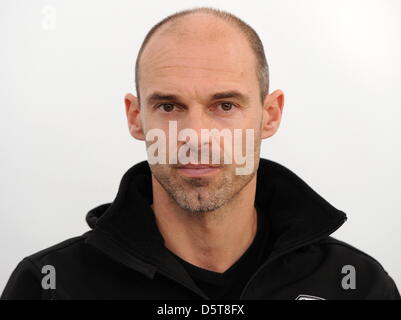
[134, 7, 269, 105]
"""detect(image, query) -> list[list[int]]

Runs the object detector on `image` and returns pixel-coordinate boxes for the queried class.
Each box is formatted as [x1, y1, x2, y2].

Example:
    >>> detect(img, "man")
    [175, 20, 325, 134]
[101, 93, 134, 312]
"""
[2, 7, 399, 300]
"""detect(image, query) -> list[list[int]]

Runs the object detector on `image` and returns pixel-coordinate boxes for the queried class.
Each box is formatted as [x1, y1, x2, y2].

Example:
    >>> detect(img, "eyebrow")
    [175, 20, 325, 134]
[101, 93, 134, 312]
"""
[145, 90, 250, 106]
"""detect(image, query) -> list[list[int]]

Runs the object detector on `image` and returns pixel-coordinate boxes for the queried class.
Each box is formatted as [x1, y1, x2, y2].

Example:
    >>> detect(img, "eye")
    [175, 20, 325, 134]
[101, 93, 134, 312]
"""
[157, 103, 176, 112]
[217, 102, 235, 112]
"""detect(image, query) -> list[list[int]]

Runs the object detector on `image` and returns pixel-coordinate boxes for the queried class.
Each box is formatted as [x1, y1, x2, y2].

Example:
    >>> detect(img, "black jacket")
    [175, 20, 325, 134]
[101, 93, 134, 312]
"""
[1, 159, 400, 300]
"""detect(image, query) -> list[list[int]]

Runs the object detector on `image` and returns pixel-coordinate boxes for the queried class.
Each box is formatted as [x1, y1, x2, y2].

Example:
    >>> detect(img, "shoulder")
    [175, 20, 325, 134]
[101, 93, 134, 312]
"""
[24, 232, 91, 266]
[318, 236, 386, 270]
[1, 232, 92, 300]
[312, 236, 400, 299]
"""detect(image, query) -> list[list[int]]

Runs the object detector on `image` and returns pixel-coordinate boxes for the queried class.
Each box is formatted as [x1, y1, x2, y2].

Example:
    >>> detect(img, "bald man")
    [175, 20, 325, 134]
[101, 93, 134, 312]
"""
[2, 7, 400, 300]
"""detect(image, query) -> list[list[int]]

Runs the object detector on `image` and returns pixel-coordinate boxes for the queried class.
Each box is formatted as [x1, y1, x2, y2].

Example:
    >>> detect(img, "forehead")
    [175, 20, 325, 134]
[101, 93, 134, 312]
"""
[139, 17, 259, 100]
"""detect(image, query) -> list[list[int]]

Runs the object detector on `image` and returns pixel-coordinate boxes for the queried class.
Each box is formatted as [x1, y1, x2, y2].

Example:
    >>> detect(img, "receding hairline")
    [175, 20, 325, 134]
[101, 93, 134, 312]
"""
[134, 7, 269, 104]
[151, 10, 243, 41]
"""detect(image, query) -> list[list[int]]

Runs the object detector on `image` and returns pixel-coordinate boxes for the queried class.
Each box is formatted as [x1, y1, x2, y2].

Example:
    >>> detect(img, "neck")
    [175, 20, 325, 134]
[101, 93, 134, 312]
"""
[151, 175, 258, 273]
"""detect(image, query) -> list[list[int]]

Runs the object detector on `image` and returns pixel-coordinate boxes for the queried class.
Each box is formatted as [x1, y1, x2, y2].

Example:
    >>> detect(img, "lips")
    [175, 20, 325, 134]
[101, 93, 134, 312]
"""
[176, 164, 221, 177]
[176, 164, 221, 169]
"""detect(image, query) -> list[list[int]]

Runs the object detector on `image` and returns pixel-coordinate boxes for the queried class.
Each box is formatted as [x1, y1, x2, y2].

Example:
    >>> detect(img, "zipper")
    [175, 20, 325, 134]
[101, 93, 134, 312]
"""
[239, 217, 347, 299]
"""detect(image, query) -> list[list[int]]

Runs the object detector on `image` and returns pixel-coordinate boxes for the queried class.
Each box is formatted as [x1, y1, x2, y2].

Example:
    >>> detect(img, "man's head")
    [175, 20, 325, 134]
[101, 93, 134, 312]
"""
[135, 7, 270, 104]
[125, 7, 284, 214]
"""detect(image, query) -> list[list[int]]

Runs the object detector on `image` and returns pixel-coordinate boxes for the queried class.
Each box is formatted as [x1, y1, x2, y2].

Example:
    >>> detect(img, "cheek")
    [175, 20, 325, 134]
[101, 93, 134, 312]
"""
[141, 113, 170, 136]
[237, 117, 262, 149]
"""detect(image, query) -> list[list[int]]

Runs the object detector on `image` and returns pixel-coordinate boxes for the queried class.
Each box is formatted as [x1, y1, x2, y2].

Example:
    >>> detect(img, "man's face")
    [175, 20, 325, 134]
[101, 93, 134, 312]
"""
[134, 16, 266, 213]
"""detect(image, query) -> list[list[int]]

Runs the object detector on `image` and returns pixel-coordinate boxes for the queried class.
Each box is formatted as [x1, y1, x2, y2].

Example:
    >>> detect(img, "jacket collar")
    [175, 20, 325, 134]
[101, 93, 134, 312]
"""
[85, 158, 347, 285]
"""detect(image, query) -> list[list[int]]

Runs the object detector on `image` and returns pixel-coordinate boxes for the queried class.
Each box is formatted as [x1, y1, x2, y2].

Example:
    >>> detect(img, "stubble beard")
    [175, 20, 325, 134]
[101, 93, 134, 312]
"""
[146, 121, 262, 215]
[149, 163, 257, 215]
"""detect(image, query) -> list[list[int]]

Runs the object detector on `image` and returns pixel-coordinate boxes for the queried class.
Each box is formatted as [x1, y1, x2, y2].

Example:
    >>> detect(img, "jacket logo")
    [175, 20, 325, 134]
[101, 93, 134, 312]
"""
[295, 294, 325, 300]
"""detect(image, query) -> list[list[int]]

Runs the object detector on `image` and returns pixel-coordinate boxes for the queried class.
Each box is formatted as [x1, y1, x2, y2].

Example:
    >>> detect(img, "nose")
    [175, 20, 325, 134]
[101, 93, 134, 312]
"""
[176, 105, 215, 161]
[178, 105, 211, 141]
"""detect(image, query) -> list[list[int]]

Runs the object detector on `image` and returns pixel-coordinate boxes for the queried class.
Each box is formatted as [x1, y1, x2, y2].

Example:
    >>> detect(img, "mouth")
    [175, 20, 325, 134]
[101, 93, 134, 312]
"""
[175, 164, 221, 178]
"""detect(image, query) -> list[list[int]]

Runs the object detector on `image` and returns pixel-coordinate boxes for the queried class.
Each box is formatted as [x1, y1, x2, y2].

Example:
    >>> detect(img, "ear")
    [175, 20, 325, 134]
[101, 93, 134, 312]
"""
[261, 89, 285, 139]
[124, 93, 145, 140]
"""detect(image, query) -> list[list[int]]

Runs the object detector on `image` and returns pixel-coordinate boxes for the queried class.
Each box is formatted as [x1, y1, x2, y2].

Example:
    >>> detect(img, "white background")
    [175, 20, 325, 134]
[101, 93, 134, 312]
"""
[1, 0, 400, 292]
